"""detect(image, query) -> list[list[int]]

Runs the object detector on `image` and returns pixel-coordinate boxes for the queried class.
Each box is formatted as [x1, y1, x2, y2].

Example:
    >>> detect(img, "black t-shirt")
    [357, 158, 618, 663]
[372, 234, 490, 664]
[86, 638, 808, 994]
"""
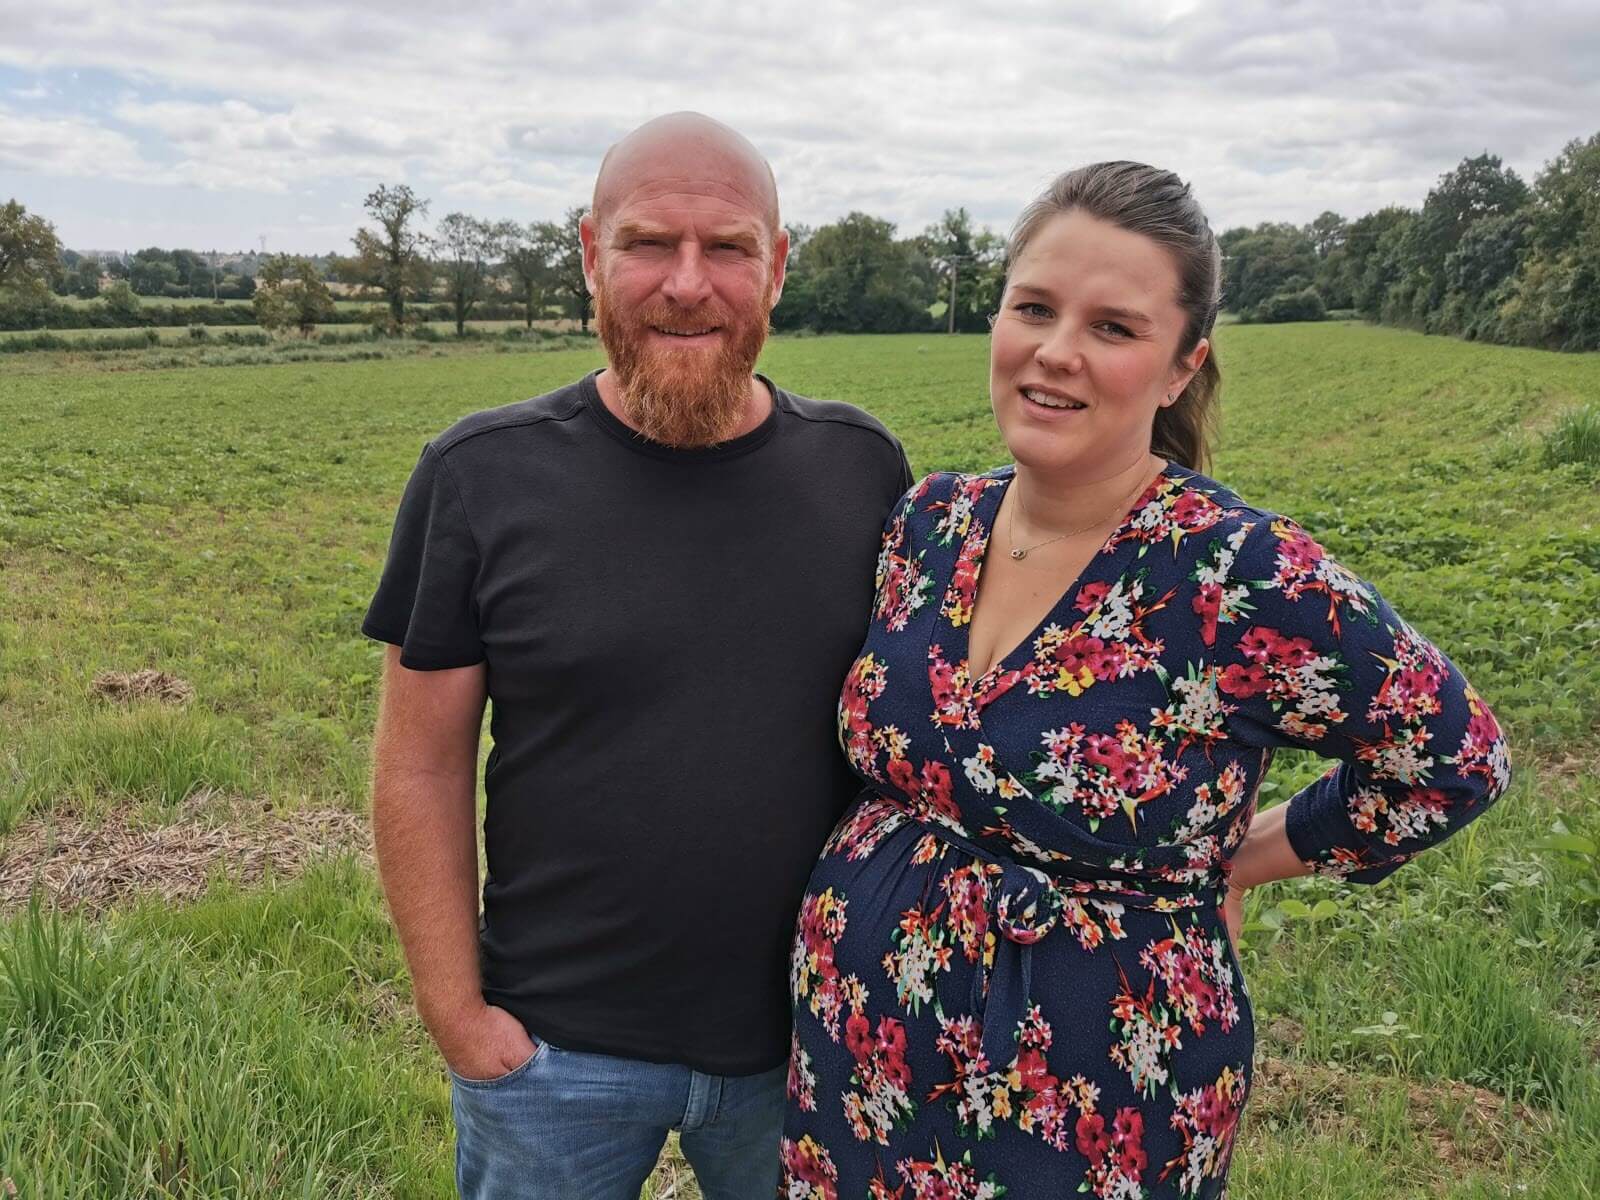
[363, 370, 911, 1075]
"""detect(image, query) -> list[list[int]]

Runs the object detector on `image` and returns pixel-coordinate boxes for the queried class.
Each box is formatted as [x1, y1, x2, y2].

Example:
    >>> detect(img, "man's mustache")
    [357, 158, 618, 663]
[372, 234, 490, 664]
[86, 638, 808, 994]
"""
[626, 302, 739, 333]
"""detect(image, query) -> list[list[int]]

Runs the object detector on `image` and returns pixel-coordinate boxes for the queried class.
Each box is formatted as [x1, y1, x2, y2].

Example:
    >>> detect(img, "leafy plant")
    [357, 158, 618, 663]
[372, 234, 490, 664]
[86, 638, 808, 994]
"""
[1530, 817, 1600, 911]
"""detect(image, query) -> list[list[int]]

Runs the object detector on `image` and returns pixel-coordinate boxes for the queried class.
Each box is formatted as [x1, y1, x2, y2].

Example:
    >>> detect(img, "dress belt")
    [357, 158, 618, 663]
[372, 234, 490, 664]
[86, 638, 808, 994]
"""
[895, 814, 1226, 1071]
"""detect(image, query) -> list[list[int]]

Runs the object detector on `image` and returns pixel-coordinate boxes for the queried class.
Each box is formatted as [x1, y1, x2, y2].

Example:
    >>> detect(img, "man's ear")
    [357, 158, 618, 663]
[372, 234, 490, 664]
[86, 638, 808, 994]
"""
[580, 212, 600, 295]
[766, 228, 790, 311]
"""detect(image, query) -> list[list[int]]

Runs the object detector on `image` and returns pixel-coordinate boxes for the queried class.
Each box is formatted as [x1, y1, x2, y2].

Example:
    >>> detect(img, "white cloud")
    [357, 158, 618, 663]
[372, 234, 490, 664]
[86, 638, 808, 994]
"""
[0, 0, 1596, 250]
[0, 104, 151, 180]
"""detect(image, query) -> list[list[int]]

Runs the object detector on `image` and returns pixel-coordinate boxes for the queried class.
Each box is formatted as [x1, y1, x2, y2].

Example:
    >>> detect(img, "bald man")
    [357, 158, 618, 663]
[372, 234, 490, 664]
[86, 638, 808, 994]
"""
[363, 113, 911, 1199]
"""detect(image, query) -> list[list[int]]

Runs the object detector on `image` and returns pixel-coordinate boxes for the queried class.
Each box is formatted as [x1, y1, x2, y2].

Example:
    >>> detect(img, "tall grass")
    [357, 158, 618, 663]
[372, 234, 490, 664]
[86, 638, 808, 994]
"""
[0, 328, 161, 353]
[1542, 401, 1600, 467]
[2, 707, 254, 831]
[0, 864, 453, 1197]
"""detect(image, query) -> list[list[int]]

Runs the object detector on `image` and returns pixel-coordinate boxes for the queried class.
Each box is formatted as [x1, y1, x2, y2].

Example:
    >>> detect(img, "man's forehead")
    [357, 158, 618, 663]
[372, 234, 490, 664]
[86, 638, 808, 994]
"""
[592, 113, 779, 232]
[608, 177, 771, 227]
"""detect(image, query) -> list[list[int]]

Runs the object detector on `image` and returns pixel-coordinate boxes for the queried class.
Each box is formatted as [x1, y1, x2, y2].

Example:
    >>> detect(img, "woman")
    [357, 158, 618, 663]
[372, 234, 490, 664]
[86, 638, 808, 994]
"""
[779, 162, 1511, 1200]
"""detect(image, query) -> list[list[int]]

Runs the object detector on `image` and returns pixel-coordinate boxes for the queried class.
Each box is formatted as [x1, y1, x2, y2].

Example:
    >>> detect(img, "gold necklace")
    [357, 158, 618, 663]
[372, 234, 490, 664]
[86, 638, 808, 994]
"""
[1007, 469, 1156, 561]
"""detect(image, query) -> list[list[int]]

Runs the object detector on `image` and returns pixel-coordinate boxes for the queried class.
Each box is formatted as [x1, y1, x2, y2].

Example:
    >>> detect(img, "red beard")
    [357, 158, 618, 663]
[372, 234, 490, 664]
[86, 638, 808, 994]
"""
[594, 276, 773, 448]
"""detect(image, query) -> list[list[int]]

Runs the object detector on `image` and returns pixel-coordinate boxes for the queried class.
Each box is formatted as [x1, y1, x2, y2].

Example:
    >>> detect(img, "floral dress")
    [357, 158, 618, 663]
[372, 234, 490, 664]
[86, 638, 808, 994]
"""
[780, 465, 1511, 1200]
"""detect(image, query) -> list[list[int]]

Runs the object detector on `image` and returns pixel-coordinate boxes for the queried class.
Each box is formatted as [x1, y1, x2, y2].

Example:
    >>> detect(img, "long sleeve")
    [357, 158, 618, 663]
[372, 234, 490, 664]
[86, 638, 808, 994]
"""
[1213, 513, 1512, 884]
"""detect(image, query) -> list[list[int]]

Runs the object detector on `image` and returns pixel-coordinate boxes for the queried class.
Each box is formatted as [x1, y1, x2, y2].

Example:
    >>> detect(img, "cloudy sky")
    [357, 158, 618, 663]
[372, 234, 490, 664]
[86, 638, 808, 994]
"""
[2, 0, 1596, 254]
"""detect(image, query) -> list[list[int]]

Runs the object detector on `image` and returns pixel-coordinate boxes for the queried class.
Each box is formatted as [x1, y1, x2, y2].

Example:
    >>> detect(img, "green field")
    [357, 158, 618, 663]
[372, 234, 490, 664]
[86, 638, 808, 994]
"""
[2, 325, 1598, 1197]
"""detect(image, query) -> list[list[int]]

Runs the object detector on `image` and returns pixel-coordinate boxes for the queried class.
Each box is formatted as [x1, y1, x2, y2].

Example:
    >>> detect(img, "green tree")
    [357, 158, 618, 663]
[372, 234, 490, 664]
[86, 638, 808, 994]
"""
[921, 207, 1004, 333]
[352, 183, 431, 333]
[0, 199, 63, 302]
[1249, 287, 1327, 324]
[1344, 207, 1414, 319]
[436, 213, 512, 335]
[502, 222, 560, 329]
[1307, 210, 1347, 258]
[52, 248, 80, 296]
[770, 223, 815, 331]
[540, 206, 590, 331]
[129, 248, 179, 296]
[1525, 132, 1600, 256]
[1439, 211, 1530, 338]
[218, 273, 256, 301]
[1496, 131, 1600, 350]
[253, 254, 335, 337]
[1220, 223, 1317, 314]
[70, 256, 102, 299]
[1306, 211, 1354, 308]
[1405, 154, 1530, 320]
[783, 212, 935, 333]
[101, 279, 142, 322]
[1368, 217, 1433, 327]
[171, 248, 206, 295]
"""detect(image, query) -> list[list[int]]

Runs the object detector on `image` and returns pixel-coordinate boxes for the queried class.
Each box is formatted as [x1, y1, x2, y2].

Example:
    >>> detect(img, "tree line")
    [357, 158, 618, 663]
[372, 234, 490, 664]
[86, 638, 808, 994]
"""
[2, 126, 1596, 348]
[0, 184, 1003, 338]
[0, 186, 595, 337]
[1219, 131, 1599, 350]
[239, 187, 1004, 340]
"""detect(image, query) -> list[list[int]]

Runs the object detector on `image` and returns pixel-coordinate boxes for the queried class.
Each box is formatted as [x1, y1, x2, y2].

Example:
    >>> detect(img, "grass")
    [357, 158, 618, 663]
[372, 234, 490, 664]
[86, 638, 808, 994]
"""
[1543, 401, 1600, 468]
[1, 863, 453, 1197]
[1, 323, 1598, 1196]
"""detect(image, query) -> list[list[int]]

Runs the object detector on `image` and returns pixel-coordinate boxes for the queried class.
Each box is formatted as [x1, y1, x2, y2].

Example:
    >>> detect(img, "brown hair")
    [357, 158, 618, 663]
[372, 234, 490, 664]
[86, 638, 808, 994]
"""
[1006, 162, 1222, 470]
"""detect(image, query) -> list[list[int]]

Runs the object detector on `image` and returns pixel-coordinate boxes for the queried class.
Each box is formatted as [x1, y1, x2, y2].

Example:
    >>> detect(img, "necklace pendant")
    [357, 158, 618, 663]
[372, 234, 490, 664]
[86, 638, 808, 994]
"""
[1010, 547, 1026, 560]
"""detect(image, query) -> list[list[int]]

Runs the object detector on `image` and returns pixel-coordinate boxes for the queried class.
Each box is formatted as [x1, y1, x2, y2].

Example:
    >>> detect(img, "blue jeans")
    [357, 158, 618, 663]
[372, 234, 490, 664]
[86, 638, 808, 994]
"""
[451, 1035, 786, 1199]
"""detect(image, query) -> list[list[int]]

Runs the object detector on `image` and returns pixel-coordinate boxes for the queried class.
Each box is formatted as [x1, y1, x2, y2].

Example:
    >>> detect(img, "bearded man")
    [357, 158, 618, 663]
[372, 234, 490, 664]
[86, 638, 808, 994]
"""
[362, 112, 911, 1199]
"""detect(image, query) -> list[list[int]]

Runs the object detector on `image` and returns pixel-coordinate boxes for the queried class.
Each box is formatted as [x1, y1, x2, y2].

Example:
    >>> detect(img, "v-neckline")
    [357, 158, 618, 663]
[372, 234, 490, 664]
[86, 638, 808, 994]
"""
[954, 462, 1178, 697]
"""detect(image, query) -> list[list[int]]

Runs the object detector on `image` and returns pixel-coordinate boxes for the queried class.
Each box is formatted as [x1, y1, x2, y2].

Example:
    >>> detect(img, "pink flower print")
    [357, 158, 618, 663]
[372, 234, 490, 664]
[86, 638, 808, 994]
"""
[1075, 579, 1112, 614]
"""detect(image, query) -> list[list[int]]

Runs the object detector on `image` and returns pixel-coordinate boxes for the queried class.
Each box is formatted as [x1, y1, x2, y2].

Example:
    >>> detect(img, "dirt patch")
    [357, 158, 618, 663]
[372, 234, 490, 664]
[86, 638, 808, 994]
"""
[1258, 1016, 1307, 1052]
[0, 804, 369, 916]
[89, 669, 195, 705]
[1537, 750, 1600, 788]
[1245, 1053, 1547, 1173]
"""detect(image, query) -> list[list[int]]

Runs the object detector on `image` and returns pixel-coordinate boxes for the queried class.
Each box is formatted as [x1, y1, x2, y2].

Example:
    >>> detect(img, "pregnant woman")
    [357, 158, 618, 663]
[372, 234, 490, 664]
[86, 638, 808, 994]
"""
[780, 162, 1511, 1200]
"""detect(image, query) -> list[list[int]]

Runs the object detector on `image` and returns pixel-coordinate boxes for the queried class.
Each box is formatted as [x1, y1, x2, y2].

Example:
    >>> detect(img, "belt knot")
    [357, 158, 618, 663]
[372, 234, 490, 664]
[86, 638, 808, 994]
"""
[991, 861, 1061, 944]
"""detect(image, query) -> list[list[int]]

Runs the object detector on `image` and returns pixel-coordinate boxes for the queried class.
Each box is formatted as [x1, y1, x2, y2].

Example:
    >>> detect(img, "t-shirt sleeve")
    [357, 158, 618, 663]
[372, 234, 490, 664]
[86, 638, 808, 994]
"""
[362, 442, 486, 670]
[894, 443, 915, 496]
[1215, 514, 1512, 884]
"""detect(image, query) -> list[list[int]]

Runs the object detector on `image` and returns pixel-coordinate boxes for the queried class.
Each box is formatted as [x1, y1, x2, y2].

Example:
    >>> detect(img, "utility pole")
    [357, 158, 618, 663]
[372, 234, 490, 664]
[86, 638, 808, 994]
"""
[947, 257, 958, 335]
[945, 254, 973, 334]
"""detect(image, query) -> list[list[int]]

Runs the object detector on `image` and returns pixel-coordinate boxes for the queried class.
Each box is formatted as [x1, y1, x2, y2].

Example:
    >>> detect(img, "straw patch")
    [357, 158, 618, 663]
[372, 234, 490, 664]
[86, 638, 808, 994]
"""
[0, 803, 368, 915]
[89, 669, 196, 705]
[1246, 1053, 1545, 1168]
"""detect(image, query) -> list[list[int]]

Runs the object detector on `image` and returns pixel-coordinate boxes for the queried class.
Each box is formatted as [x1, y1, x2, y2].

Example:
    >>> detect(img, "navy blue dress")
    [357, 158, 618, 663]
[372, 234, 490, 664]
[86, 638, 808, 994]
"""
[780, 466, 1510, 1200]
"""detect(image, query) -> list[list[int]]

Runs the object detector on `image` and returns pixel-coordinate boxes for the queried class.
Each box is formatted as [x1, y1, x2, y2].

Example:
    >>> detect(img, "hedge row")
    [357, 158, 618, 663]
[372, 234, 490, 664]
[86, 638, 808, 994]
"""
[0, 299, 553, 332]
